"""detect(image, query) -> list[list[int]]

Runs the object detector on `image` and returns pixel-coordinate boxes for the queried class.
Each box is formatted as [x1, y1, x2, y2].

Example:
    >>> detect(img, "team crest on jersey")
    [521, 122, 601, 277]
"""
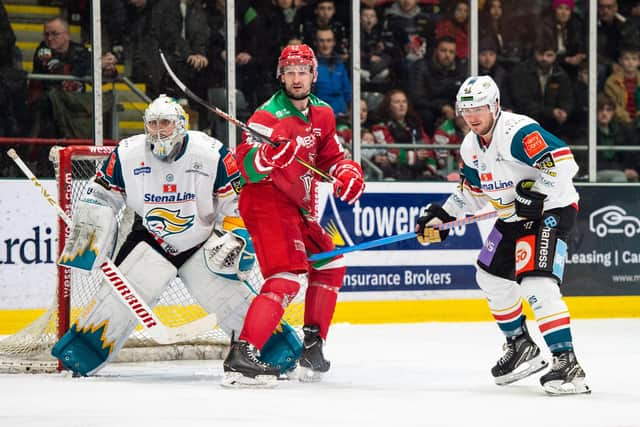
[145, 208, 195, 237]
[133, 161, 151, 175]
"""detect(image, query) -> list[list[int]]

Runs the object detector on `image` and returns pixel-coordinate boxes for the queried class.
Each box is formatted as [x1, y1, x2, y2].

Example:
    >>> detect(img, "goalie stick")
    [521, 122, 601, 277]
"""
[6, 148, 218, 345]
[308, 211, 498, 261]
[158, 49, 335, 183]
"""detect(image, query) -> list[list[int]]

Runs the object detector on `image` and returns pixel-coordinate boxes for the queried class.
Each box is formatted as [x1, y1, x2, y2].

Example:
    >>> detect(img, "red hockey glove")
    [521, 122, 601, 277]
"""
[257, 137, 300, 169]
[332, 159, 365, 205]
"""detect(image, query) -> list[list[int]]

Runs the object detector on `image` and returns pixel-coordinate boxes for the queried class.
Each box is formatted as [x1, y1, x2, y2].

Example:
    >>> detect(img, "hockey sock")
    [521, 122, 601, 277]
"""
[521, 276, 573, 353]
[238, 295, 284, 350]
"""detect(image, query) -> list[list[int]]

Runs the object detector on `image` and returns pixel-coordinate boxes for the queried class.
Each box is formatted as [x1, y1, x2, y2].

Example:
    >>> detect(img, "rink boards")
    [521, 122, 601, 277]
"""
[1, 180, 639, 333]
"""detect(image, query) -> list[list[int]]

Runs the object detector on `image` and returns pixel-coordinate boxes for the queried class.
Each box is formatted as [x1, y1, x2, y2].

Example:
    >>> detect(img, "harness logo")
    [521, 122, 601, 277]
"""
[145, 208, 195, 237]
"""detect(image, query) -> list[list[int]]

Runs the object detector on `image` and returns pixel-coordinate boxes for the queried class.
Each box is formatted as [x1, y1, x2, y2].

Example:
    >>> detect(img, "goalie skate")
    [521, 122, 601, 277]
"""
[491, 321, 548, 385]
[298, 324, 330, 383]
[540, 350, 591, 395]
[221, 341, 279, 388]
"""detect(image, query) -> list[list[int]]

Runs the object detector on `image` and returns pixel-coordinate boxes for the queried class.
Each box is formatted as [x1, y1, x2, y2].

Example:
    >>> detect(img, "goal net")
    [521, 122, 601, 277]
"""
[0, 145, 305, 373]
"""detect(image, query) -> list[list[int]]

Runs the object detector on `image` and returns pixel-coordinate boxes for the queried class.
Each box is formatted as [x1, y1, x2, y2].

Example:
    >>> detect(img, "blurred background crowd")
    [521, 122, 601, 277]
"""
[0, 0, 639, 182]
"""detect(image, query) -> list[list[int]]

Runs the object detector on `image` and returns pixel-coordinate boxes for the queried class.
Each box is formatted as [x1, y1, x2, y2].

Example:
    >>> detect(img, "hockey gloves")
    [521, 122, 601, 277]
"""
[515, 180, 546, 220]
[416, 203, 455, 246]
[332, 159, 365, 205]
[257, 137, 300, 169]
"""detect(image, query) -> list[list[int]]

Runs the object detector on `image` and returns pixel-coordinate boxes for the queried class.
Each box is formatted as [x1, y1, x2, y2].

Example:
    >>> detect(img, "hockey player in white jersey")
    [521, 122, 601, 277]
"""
[52, 95, 300, 376]
[416, 76, 590, 395]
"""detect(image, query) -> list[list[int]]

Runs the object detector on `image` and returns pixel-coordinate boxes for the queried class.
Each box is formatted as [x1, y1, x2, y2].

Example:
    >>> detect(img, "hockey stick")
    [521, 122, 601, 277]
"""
[158, 50, 334, 183]
[6, 148, 218, 345]
[308, 211, 498, 261]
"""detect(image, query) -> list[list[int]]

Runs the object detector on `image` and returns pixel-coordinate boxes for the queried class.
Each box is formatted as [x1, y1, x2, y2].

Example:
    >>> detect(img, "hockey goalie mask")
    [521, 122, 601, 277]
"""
[144, 95, 188, 161]
[277, 44, 318, 83]
[455, 76, 501, 118]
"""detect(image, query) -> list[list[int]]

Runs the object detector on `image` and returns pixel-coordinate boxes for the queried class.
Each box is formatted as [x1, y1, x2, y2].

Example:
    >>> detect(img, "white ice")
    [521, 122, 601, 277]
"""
[1, 319, 638, 427]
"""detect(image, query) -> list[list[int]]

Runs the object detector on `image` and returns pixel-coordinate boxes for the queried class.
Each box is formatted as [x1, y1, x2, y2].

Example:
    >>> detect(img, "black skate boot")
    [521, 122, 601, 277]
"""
[222, 340, 280, 388]
[491, 319, 548, 385]
[540, 350, 591, 395]
[298, 324, 330, 382]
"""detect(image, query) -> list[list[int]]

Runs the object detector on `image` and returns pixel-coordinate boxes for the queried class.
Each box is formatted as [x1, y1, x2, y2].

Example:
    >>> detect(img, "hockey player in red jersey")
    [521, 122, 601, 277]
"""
[222, 44, 365, 387]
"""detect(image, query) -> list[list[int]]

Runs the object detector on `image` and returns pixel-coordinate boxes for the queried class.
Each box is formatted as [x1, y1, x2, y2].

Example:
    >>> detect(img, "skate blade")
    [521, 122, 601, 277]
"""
[221, 371, 278, 388]
[495, 354, 549, 385]
[297, 366, 324, 383]
[543, 378, 591, 395]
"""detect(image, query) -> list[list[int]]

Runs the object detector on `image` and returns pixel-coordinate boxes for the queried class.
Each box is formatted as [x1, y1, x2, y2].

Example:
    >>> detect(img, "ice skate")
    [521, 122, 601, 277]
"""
[298, 324, 330, 382]
[540, 350, 591, 395]
[222, 341, 279, 388]
[491, 320, 548, 385]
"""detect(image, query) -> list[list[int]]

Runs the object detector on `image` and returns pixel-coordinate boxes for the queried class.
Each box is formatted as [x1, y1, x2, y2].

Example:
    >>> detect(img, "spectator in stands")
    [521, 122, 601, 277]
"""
[435, 0, 469, 65]
[630, 1, 640, 32]
[177, 0, 211, 129]
[508, 36, 574, 138]
[597, 0, 640, 83]
[125, 0, 186, 98]
[314, 27, 352, 116]
[604, 46, 640, 127]
[371, 88, 439, 180]
[567, 62, 589, 146]
[204, 0, 268, 109]
[596, 93, 640, 182]
[295, 0, 348, 61]
[361, 128, 395, 179]
[28, 17, 117, 139]
[0, 0, 20, 138]
[478, 0, 526, 69]
[478, 37, 511, 110]
[540, 0, 586, 79]
[381, 0, 436, 84]
[337, 99, 370, 151]
[408, 35, 466, 135]
[360, 5, 394, 93]
[256, 0, 299, 71]
[432, 114, 467, 177]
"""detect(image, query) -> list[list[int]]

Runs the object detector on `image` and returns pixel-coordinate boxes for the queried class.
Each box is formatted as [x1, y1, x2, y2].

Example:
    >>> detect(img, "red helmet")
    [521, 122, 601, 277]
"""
[277, 44, 318, 81]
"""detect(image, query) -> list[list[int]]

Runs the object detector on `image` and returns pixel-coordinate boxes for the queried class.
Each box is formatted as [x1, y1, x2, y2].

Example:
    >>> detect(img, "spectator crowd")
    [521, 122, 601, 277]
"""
[0, 0, 639, 182]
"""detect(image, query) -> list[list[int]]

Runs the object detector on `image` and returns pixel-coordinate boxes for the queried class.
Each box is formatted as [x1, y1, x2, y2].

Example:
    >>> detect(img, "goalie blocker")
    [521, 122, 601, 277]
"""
[53, 219, 302, 376]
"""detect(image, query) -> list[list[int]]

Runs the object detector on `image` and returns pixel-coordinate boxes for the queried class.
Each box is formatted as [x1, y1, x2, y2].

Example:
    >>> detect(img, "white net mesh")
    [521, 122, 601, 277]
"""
[0, 146, 305, 373]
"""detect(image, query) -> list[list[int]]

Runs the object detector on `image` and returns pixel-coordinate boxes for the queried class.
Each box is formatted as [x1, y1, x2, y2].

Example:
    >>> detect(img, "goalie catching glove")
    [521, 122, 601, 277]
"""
[332, 159, 365, 205]
[58, 184, 118, 272]
[515, 180, 546, 220]
[416, 203, 455, 246]
[204, 217, 256, 281]
[257, 136, 300, 169]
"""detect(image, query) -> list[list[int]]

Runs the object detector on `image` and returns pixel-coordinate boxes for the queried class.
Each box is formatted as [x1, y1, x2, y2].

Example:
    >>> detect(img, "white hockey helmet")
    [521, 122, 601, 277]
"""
[144, 95, 188, 160]
[456, 75, 500, 117]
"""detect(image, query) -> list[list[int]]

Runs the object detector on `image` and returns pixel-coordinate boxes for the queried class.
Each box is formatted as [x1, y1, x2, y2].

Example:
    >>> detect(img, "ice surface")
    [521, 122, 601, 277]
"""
[0, 319, 637, 427]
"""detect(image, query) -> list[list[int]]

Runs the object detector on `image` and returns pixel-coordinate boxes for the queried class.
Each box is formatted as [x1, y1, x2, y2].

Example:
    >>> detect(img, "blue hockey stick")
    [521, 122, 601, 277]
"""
[308, 211, 498, 262]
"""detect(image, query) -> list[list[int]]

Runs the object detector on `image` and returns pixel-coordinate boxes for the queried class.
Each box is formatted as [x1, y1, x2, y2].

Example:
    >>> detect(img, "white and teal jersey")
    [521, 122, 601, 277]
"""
[442, 111, 579, 222]
[95, 131, 242, 254]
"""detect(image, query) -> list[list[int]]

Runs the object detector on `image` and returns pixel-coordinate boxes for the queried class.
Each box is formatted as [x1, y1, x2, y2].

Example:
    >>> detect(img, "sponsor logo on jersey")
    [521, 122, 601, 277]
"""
[296, 134, 316, 148]
[145, 191, 195, 202]
[133, 162, 151, 175]
[145, 207, 195, 237]
[480, 172, 493, 181]
[166, 173, 174, 182]
[481, 179, 513, 192]
[230, 177, 242, 194]
[163, 184, 177, 193]
[223, 152, 239, 176]
[523, 131, 548, 158]
[536, 152, 556, 169]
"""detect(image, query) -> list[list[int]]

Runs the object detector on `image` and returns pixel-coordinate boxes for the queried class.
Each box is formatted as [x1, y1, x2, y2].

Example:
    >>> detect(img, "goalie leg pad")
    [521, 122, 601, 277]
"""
[52, 242, 177, 375]
[259, 322, 303, 374]
[179, 247, 253, 338]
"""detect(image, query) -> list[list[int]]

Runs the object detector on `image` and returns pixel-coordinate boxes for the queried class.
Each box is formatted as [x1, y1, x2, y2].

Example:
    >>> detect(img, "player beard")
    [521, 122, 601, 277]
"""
[285, 87, 311, 101]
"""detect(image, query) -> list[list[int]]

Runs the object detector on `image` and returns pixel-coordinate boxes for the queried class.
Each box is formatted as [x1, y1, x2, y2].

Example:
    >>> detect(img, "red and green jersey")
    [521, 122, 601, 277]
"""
[236, 90, 345, 218]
